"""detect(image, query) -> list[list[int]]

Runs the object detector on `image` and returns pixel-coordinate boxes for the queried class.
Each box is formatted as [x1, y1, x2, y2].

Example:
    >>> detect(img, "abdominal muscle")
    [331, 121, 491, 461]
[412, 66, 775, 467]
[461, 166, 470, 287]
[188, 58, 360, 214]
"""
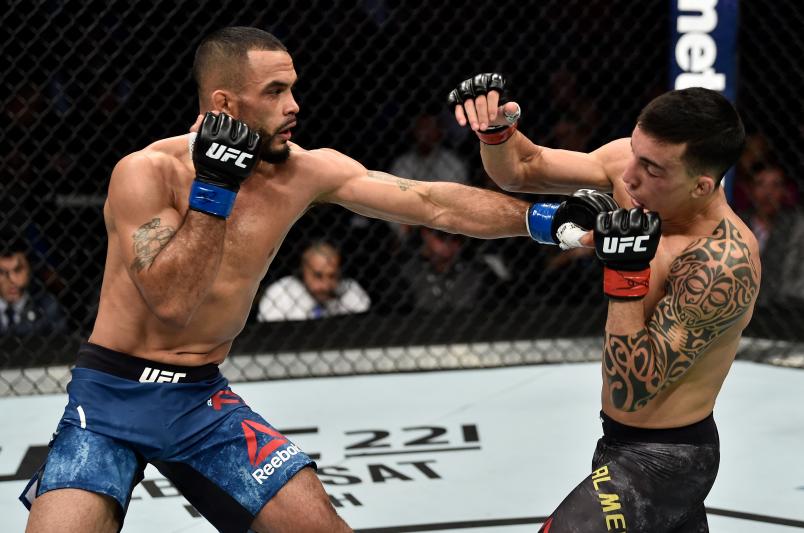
[89, 247, 266, 367]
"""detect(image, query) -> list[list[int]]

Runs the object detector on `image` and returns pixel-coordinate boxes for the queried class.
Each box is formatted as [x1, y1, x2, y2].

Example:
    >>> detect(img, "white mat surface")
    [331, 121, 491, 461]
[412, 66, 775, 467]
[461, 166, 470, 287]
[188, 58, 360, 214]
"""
[1, 361, 802, 532]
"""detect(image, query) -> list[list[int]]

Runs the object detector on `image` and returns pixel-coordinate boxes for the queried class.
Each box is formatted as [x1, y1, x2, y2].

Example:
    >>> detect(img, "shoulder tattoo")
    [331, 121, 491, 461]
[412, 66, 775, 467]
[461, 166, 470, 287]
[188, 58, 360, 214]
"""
[131, 218, 176, 272]
[604, 219, 760, 411]
[367, 170, 416, 192]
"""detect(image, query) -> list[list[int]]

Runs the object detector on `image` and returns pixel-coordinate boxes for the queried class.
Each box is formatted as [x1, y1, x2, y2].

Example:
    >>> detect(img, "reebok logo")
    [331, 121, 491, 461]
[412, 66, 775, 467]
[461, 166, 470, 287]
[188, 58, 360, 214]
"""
[242, 420, 302, 484]
[602, 236, 649, 254]
[139, 367, 187, 383]
[205, 142, 254, 168]
[209, 389, 243, 410]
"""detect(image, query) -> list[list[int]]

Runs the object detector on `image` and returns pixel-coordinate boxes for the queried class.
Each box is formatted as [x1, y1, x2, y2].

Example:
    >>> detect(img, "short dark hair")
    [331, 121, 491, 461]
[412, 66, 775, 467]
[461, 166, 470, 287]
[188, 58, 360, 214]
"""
[193, 27, 287, 97]
[0, 235, 29, 258]
[637, 87, 745, 183]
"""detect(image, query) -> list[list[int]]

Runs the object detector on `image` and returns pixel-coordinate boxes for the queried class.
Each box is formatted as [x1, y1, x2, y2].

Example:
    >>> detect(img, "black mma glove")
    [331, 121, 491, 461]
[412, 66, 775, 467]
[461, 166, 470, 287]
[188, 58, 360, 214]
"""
[594, 208, 662, 300]
[527, 189, 619, 249]
[447, 73, 519, 145]
[189, 112, 261, 218]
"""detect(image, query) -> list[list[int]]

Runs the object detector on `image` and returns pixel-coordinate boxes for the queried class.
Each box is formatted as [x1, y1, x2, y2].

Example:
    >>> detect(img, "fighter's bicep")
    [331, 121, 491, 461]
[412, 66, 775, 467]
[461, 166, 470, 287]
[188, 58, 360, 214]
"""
[323, 163, 433, 224]
[107, 154, 182, 275]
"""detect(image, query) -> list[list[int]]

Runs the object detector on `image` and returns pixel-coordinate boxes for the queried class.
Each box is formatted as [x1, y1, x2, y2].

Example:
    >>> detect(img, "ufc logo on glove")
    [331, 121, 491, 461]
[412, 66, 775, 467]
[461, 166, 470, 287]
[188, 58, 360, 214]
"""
[204, 142, 254, 169]
[601, 236, 651, 254]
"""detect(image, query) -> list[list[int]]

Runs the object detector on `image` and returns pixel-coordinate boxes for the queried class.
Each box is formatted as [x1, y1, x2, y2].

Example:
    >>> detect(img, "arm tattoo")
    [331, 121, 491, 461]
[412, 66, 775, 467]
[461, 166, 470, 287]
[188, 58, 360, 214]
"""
[604, 219, 759, 411]
[131, 218, 176, 272]
[367, 170, 416, 192]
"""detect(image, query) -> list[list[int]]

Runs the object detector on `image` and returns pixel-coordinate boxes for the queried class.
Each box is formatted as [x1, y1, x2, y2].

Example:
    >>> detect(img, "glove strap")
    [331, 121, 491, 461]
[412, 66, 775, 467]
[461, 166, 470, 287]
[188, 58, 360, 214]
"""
[603, 267, 651, 300]
[189, 180, 237, 219]
[526, 203, 560, 244]
[477, 122, 518, 145]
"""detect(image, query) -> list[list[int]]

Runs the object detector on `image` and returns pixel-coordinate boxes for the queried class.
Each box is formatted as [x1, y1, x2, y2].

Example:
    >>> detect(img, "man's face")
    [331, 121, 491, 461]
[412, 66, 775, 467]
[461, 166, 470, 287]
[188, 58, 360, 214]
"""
[0, 252, 31, 304]
[235, 50, 300, 164]
[620, 126, 699, 217]
[751, 168, 787, 217]
[301, 253, 340, 304]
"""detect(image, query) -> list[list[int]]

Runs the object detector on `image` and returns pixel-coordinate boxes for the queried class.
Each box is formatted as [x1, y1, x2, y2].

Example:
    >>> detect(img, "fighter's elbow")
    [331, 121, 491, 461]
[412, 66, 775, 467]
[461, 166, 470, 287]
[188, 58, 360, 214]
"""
[150, 300, 195, 329]
[486, 159, 538, 193]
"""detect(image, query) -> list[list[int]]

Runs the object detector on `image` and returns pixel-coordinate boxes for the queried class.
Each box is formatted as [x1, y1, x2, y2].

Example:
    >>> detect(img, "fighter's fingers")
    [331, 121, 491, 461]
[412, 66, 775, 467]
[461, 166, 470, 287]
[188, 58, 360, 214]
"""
[454, 103, 468, 127]
[475, 94, 489, 131]
[463, 99, 480, 131]
[502, 102, 521, 125]
[486, 91, 500, 122]
[579, 230, 595, 248]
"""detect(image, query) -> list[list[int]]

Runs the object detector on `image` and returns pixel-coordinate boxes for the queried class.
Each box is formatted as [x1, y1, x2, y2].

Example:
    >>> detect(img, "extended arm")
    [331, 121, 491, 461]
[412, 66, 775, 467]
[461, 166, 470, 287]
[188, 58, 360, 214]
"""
[317, 152, 528, 238]
[602, 219, 760, 411]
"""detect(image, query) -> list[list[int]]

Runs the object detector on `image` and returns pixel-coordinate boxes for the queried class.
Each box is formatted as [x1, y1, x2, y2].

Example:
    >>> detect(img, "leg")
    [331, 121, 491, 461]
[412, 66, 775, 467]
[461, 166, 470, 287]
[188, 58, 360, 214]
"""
[20, 424, 144, 533]
[157, 387, 350, 532]
[251, 467, 351, 533]
[26, 489, 119, 533]
[669, 504, 709, 533]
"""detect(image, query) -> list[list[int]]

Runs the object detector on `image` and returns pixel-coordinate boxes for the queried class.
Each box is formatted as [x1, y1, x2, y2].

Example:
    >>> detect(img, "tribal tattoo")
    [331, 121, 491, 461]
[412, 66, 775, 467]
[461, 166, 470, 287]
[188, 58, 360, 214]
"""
[131, 218, 176, 272]
[367, 170, 416, 192]
[604, 219, 759, 411]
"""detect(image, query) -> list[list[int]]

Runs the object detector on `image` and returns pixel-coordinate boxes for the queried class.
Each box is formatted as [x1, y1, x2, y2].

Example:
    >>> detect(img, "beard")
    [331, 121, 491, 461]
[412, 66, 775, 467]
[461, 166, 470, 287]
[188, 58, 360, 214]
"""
[257, 127, 292, 164]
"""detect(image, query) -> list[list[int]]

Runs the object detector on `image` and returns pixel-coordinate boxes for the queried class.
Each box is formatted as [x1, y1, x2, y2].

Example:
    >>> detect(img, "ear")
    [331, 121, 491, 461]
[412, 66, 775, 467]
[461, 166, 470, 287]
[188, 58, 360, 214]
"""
[210, 90, 237, 115]
[692, 175, 716, 198]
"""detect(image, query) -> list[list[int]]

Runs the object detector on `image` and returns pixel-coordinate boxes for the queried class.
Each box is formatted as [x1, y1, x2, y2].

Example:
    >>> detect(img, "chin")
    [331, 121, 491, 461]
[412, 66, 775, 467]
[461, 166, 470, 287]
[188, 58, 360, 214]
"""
[260, 143, 291, 164]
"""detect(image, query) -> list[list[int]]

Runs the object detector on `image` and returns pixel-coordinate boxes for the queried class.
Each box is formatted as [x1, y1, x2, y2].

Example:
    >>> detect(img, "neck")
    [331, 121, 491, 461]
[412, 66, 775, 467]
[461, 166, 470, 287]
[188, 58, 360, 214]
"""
[660, 188, 726, 235]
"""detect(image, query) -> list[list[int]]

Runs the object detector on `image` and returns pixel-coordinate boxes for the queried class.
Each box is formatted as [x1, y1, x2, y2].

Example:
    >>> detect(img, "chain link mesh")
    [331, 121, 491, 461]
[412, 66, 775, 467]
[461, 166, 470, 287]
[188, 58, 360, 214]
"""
[2, 1, 803, 395]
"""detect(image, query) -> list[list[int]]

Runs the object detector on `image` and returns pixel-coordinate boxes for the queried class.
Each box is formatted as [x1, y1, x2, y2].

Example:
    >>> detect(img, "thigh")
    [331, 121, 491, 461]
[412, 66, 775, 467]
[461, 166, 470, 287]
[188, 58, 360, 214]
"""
[23, 424, 145, 532]
[156, 394, 320, 533]
[670, 504, 709, 533]
[26, 488, 118, 533]
[251, 467, 351, 533]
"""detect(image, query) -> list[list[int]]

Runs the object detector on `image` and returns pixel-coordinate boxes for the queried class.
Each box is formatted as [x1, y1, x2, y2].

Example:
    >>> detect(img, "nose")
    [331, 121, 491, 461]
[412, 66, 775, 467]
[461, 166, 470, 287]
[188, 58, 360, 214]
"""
[621, 158, 639, 190]
[286, 92, 300, 116]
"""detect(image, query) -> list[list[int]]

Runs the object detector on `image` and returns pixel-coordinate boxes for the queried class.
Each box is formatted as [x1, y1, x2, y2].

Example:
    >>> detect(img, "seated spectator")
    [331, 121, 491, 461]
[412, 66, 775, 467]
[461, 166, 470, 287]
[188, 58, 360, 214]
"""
[257, 241, 370, 321]
[0, 238, 67, 336]
[389, 112, 469, 185]
[738, 166, 804, 305]
[399, 227, 507, 313]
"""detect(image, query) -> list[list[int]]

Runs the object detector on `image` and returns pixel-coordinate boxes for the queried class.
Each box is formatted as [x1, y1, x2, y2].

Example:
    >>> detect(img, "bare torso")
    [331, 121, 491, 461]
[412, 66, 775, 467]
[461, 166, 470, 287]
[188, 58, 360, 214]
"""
[603, 176, 761, 428]
[90, 135, 340, 365]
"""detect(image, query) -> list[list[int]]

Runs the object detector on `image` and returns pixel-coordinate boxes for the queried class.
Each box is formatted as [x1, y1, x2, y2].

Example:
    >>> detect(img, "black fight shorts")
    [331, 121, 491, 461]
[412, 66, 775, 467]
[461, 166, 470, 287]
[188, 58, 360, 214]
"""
[539, 411, 719, 533]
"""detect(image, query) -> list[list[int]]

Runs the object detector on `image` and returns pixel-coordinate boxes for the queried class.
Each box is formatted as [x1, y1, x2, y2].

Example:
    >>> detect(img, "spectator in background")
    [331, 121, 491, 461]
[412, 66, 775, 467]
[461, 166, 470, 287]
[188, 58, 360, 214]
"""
[399, 227, 507, 313]
[257, 241, 371, 321]
[0, 237, 67, 336]
[390, 112, 469, 185]
[388, 112, 470, 242]
[738, 166, 804, 305]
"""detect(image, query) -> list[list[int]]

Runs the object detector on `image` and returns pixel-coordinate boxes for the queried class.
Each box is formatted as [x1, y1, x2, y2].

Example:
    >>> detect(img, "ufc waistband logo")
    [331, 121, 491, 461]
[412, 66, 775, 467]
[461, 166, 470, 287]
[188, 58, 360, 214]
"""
[602, 236, 649, 254]
[139, 367, 187, 383]
[205, 142, 254, 168]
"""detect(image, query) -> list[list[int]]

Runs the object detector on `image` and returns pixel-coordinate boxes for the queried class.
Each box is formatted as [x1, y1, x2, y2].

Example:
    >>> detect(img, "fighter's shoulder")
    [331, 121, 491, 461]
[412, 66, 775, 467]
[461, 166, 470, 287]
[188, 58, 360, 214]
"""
[291, 145, 365, 181]
[115, 135, 189, 177]
[109, 135, 190, 195]
[674, 217, 760, 287]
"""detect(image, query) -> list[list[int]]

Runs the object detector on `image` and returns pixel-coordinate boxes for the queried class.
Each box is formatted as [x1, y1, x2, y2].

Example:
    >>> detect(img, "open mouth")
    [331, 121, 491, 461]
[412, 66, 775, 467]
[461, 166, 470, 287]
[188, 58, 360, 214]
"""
[276, 121, 296, 140]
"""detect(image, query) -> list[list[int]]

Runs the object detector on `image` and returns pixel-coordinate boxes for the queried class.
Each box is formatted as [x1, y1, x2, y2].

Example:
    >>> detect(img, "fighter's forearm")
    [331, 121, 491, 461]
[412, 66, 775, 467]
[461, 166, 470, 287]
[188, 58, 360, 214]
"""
[427, 181, 529, 239]
[479, 132, 542, 192]
[131, 210, 225, 327]
[603, 301, 663, 412]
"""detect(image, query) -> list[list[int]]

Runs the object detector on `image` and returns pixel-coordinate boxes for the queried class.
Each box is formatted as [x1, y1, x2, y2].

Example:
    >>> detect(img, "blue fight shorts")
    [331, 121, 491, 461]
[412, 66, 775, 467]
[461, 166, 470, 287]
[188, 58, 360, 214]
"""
[20, 342, 315, 533]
